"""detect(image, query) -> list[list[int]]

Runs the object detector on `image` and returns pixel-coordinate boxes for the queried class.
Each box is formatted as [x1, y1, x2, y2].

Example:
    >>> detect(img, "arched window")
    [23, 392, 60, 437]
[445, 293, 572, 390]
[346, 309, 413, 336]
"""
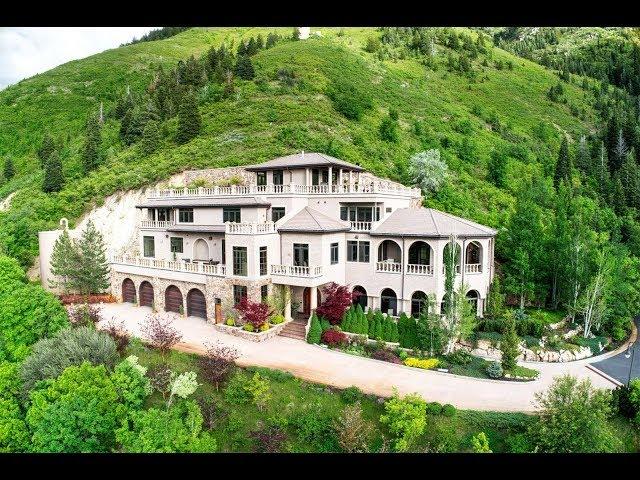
[380, 288, 397, 316]
[465, 241, 482, 272]
[466, 290, 480, 316]
[352, 286, 368, 309]
[408, 241, 432, 265]
[377, 240, 402, 263]
[411, 291, 428, 318]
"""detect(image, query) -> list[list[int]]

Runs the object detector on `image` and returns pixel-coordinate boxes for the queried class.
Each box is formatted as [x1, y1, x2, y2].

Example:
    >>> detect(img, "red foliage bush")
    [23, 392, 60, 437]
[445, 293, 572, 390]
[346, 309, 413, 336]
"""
[59, 293, 117, 305]
[371, 349, 402, 364]
[316, 282, 357, 325]
[321, 329, 348, 347]
[235, 297, 271, 329]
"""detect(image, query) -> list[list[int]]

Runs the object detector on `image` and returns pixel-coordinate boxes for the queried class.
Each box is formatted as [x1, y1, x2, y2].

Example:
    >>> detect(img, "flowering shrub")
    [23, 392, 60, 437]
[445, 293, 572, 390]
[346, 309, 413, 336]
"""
[403, 357, 439, 370]
[235, 297, 271, 329]
[321, 329, 348, 347]
[316, 283, 357, 325]
[259, 323, 270, 332]
[371, 349, 402, 364]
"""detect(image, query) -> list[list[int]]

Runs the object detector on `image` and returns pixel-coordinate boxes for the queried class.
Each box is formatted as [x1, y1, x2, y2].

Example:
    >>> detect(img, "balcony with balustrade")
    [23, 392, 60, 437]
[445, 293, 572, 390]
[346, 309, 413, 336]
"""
[140, 220, 176, 229]
[225, 222, 276, 235]
[270, 264, 325, 288]
[350, 221, 374, 232]
[111, 255, 227, 278]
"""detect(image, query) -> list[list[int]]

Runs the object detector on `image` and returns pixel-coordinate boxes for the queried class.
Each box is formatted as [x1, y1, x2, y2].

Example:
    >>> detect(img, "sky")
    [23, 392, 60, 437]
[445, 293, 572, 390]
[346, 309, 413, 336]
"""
[0, 27, 156, 90]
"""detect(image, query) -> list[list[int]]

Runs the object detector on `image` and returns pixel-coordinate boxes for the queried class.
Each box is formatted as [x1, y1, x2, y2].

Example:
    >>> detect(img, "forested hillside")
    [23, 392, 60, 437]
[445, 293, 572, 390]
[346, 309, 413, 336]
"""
[0, 26, 639, 342]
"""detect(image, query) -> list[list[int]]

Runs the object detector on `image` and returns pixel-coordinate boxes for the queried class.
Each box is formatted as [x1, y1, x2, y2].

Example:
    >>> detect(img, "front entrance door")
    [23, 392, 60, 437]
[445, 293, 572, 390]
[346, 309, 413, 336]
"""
[302, 287, 322, 317]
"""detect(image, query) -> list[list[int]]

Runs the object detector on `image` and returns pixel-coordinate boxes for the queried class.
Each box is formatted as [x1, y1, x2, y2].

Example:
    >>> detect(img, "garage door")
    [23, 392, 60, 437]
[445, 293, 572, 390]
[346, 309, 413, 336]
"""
[122, 278, 136, 303]
[139, 281, 154, 307]
[187, 288, 207, 319]
[165, 285, 183, 314]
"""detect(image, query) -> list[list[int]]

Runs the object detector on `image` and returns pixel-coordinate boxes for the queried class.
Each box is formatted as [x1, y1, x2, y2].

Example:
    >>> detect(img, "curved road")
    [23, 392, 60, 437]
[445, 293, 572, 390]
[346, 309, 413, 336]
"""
[100, 303, 636, 413]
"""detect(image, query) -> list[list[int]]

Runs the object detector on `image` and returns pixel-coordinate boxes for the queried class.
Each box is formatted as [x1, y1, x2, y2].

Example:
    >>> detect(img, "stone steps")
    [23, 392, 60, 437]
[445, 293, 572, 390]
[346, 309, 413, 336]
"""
[278, 320, 307, 341]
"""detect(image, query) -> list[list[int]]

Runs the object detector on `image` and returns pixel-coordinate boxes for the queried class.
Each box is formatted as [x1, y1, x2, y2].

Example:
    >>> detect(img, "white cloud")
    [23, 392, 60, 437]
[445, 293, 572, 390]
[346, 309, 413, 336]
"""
[0, 27, 156, 90]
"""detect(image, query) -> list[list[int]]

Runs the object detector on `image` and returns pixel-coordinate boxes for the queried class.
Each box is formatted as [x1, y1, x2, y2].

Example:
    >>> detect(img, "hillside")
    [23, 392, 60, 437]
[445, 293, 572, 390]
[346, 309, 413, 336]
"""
[0, 27, 598, 268]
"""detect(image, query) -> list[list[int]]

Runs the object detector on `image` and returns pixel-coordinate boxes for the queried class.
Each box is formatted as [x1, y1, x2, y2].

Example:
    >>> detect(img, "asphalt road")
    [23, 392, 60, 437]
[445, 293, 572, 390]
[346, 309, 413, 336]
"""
[590, 318, 640, 385]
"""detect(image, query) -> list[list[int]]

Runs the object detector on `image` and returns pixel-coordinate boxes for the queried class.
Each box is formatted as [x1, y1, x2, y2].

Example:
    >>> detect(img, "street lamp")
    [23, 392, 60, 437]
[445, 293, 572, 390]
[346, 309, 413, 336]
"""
[625, 342, 635, 387]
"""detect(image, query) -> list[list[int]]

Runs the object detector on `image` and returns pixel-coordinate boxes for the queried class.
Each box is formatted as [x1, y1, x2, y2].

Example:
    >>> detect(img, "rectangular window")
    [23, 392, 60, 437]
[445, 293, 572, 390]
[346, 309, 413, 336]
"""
[375, 207, 381, 221]
[143, 236, 155, 258]
[330, 243, 339, 264]
[259, 246, 267, 276]
[170, 237, 183, 253]
[223, 207, 241, 223]
[256, 171, 267, 186]
[340, 206, 348, 221]
[233, 285, 247, 306]
[261, 285, 268, 301]
[221, 239, 226, 264]
[178, 208, 193, 223]
[347, 240, 369, 262]
[293, 244, 309, 267]
[273, 170, 284, 185]
[386, 207, 392, 213]
[312, 169, 319, 186]
[233, 246, 248, 276]
[272, 207, 286, 222]
[157, 208, 171, 222]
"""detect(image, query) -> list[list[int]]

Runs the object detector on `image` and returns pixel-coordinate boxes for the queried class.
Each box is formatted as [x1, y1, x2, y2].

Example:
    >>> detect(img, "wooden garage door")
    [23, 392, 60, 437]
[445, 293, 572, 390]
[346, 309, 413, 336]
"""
[187, 289, 207, 319]
[165, 285, 183, 314]
[122, 279, 136, 303]
[139, 281, 154, 307]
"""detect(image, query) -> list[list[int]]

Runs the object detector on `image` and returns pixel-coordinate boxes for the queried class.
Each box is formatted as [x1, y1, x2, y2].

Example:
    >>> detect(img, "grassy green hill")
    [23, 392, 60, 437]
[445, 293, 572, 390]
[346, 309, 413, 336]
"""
[0, 27, 597, 266]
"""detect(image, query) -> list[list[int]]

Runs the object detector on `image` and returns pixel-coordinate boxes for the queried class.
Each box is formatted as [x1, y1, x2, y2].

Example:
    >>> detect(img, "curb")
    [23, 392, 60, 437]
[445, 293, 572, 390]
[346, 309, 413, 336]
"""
[585, 364, 623, 387]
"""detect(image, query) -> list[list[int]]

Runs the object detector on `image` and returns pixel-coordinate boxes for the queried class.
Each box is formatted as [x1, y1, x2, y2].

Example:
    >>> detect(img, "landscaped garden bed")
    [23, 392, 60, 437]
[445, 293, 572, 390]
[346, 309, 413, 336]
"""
[214, 316, 290, 342]
[59, 293, 117, 305]
[214, 296, 289, 342]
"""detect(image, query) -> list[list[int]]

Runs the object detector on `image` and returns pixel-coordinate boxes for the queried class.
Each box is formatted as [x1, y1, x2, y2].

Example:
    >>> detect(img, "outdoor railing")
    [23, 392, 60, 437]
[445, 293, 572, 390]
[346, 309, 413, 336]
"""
[464, 263, 482, 274]
[350, 221, 373, 232]
[150, 182, 421, 198]
[140, 220, 175, 229]
[376, 261, 402, 273]
[225, 222, 276, 235]
[111, 255, 226, 277]
[406, 264, 434, 275]
[270, 264, 323, 278]
[442, 265, 462, 274]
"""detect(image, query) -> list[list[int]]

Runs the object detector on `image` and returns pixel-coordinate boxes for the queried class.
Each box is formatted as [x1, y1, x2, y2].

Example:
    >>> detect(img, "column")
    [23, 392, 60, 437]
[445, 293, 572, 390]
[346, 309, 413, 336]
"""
[338, 169, 343, 189]
[328, 166, 333, 191]
[305, 168, 310, 186]
[348, 170, 353, 191]
[310, 285, 318, 313]
[284, 285, 292, 321]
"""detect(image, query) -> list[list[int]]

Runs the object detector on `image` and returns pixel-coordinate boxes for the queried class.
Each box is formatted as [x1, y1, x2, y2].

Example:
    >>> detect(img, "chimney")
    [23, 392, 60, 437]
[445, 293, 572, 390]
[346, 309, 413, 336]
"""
[301, 150, 305, 160]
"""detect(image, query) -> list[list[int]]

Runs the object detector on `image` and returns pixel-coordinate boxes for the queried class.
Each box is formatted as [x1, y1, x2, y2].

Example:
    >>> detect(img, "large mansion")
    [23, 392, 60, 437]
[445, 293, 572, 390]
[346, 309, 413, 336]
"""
[40, 152, 497, 324]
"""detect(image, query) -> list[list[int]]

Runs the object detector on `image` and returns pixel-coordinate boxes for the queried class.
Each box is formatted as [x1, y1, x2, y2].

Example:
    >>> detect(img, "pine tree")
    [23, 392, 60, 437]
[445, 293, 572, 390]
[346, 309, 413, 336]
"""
[234, 55, 256, 80]
[575, 135, 591, 173]
[176, 90, 201, 145]
[374, 315, 384, 340]
[368, 311, 376, 337]
[42, 151, 64, 193]
[500, 313, 520, 372]
[618, 149, 640, 209]
[119, 108, 134, 143]
[612, 175, 627, 215]
[75, 220, 110, 295]
[256, 34, 264, 50]
[485, 276, 506, 319]
[37, 134, 56, 168]
[140, 120, 161, 156]
[3, 156, 15, 180]
[487, 149, 508, 188]
[49, 228, 81, 293]
[307, 313, 322, 344]
[391, 320, 399, 343]
[398, 313, 418, 349]
[383, 317, 394, 341]
[554, 136, 572, 189]
[266, 32, 278, 48]
[81, 113, 102, 174]
[246, 37, 258, 56]
[292, 28, 300, 41]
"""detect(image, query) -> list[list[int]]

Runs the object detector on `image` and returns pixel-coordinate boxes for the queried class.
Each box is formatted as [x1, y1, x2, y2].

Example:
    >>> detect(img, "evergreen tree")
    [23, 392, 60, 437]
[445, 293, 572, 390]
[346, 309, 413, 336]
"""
[37, 134, 56, 169]
[256, 34, 264, 50]
[612, 175, 627, 215]
[266, 32, 278, 48]
[3, 156, 15, 180]
[618, 149, 640, 209]
[122, 107, 146, 146]
[485, 276, 506, 319]
[75, 220, 110, 295]
[575, 135, 591, 173]
[81, 113, 102, 174]
[176, 90, 201, 145]
[119, 107, 134, 143]
[307, 313, 321, 344]
[49, 228, 81, 292]
[383, 317, 394, 341]
[139, 119, 162, 157]
[379, 114, 399, 142]
[222, 71, 235, 99]
[500, 312, 520, 372]
[554, 136, 572, 189]
[487, 148, 508, 188]
[246, 37, 258, 56]
[292, 28, 300, 41]
[398, 312, 418, 349]
[42, 151, 64, 193]
[234, 55, 255, 80]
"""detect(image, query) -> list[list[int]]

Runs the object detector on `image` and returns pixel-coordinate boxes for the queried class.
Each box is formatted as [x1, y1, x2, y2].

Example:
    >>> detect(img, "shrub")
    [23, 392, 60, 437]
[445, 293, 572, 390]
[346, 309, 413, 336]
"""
[306, 314, 322, 344]
[102, 318, 130, 355]
[398, 312, 418, 349]
[486, 361, 503, 379]
[68, 303, 103, 327]
[316, 283, 356, 325]
[447, 349, 472, 365]
[198, 341, 239, 391]
[235, 297, 270, 329]
[226, 318, 236, 326]
[380, 390, 427, 452]
[471, 432, 492, 453]
[404, 357, 439, 370]
[20, 326, 119, 395]
[243, 323, 255, 332]
[249, 423, 287, 453]
[426, 402, 443, 415]
[223, 373, 252, 404]
[259, 323, 270, 332]
[270, 314, 285, 325]
[320, 317, 331, 332]
[333, 401, 373, 453]
[245, 372, 271, 411]
[340, 386, 363, 404]
[371, 349, 402, 364]
[326, 78, 373, 120]
[321, 329, 348, 347]
[442, 404, 457, 417]
[289, 404, 339, 452]
[140, 313, 183, 360]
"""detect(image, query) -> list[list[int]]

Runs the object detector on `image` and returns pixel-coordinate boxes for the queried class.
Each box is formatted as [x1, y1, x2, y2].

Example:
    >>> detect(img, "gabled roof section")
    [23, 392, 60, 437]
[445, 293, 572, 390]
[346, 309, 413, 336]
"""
[136, 197, 271, 208]
[278, 207, 351, 233]
[370, 208, 497, 238]
[245, 152, 365, 172]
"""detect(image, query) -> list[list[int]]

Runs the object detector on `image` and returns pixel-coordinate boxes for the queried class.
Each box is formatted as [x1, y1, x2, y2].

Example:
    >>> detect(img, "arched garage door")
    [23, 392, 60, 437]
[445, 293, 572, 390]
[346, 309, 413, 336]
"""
[139, 281, 154, 307]
[165, 285, 184, 314]
[122, 278, 136, 303]
[187, 288, 207, 319]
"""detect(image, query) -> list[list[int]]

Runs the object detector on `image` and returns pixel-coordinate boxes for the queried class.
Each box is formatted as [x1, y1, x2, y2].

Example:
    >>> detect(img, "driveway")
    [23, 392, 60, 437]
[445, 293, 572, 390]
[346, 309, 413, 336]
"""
[98, 303, 622, 413]
[589, 318, 640, 386]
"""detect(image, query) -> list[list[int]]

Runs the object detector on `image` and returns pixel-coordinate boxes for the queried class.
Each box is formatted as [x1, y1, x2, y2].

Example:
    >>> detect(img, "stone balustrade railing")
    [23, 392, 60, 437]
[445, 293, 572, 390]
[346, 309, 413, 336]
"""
[464, 263, 483, 273]
[225, 222, 276, 235]
[270, 264, 323, 278]
[140, 220, 175, 229]
[376, 261, 402, 273]
[406, 264, 434, 275]
[350, 221, 373, 232]
[111, 255, 226, 277]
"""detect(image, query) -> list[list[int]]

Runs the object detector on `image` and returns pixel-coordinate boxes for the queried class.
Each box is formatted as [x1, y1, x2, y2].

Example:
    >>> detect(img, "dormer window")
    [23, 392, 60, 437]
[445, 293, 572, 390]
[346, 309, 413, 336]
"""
[257, 171, 267, 186]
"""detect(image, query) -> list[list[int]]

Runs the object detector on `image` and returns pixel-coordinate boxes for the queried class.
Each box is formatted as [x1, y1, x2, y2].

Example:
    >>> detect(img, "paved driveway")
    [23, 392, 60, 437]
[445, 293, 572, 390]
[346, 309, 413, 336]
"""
[589, 318, 640, 386]
[98, 303, 622, 413]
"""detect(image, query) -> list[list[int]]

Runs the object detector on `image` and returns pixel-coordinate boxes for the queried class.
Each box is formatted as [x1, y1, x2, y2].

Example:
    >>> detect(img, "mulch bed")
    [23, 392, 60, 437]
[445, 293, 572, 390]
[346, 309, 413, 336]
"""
[59, 294, 117, 305]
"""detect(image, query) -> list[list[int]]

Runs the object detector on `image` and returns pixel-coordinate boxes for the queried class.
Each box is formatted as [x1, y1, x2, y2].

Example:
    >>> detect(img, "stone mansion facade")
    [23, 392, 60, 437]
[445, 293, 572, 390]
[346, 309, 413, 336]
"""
[40, 152, 497, 324]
